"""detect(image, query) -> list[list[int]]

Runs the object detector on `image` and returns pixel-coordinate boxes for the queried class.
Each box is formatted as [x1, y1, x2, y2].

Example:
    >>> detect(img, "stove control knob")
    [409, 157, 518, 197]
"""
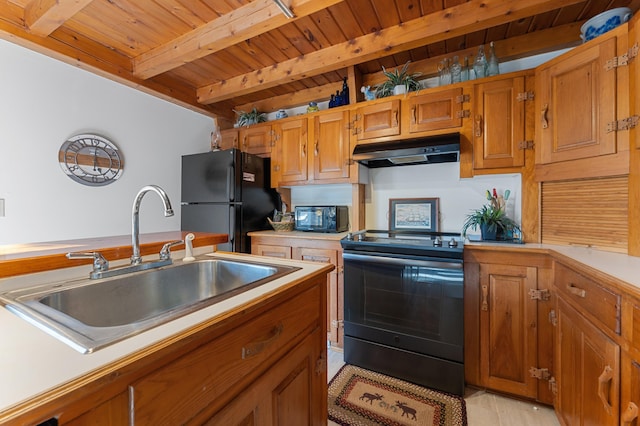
[354, 233, 364, 241]
[448, 238, 458, 248]
[433, 237, 443, 247]
[346, 233, 354, 241]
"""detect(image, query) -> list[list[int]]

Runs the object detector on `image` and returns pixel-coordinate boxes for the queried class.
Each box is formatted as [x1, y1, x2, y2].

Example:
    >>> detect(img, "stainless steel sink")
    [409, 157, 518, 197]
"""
[0, 257, 299, 353]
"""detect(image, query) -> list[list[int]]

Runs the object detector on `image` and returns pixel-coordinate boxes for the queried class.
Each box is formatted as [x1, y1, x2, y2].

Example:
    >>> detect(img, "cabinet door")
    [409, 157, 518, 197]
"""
[254, 244, 292, 259]
[354, 100, 400, 140]
[240, 124, 272, 156]
[273, 118, 308, 185]
[312, 110, 350, 181]
[621, 352, 640, 426]
[555, 297, 620, 426]
[479, 263, 538, 398]
[536, 36, 617, 164]
[220, 129, 239, 150]
[294, 247, 341, 347]
[204, 329, 325, 426]
[473, 77, 525, 169]
[405, 88, 464, 133]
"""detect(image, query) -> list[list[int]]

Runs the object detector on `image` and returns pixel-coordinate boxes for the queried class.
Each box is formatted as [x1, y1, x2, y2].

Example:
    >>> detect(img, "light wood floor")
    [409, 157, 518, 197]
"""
[327, 348, 560, 425]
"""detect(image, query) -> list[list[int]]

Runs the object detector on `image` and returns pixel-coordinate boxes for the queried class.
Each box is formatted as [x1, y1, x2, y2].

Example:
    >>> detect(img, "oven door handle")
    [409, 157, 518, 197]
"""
[342, 252, 463, 270]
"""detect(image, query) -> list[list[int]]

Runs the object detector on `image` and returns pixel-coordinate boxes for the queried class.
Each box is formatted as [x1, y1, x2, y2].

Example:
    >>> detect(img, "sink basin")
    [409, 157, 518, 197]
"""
[0, 256, 299, 353]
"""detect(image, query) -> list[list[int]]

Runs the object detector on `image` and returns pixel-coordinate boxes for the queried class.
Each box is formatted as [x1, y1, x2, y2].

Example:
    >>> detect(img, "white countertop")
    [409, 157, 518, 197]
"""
[0, 248, 330, 416]
[466, 241, 640, 290]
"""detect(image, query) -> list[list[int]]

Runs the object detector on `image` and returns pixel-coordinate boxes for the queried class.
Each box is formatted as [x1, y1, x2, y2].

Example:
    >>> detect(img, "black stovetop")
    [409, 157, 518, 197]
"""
[340, 230, 464, 259]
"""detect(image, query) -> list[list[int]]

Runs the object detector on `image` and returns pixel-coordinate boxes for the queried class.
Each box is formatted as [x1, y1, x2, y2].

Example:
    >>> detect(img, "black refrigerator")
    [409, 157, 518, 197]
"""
[180, 149, 280, 253]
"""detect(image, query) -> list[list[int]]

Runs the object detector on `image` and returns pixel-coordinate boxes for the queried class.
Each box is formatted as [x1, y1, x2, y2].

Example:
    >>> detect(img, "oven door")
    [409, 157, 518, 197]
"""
[343, 251, 464, 362]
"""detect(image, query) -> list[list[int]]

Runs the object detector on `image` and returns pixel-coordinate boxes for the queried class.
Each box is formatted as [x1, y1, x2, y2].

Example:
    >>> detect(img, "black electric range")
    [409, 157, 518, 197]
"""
[340, 230, 464, 259]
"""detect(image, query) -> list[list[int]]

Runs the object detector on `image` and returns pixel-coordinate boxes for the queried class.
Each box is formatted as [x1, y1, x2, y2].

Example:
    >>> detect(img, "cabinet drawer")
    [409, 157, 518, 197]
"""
[555, 262, 621, 335]
[131, 285, 321, 424]
[254, 244, 292, 259]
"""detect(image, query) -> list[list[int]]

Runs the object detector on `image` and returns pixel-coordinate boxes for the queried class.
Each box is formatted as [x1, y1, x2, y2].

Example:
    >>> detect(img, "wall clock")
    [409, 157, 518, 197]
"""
[58, 134, 124, 186]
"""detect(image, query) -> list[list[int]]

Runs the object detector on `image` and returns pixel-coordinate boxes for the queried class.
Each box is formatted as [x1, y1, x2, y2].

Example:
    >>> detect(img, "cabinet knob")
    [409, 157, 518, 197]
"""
[597, 365, 614, 415]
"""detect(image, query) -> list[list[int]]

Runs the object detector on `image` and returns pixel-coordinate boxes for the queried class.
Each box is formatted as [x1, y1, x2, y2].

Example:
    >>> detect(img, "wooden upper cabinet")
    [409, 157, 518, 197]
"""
[239, 123, 272, 156]
[312, 109, 350, 181]
[272, 118, 308, 186]
[535, 34, 618, 165]
[473, 76, 526, 169]
[220, 129, 239, 150]
[404, 87, 465, 133]
[353, 100, 400, 141]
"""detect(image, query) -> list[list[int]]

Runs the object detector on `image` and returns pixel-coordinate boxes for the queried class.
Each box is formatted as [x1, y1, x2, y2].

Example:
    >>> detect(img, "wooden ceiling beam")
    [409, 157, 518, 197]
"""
[235, 22, 583, 114]
[197, 0, 586, 104]
[25, 0, 94, 37]
[133, 0, 344, 80]
[361, 21, 584, 87]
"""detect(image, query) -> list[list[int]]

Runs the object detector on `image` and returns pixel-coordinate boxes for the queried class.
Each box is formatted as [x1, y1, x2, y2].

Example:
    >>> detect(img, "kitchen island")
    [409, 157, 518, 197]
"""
[0, 233, 332, 425]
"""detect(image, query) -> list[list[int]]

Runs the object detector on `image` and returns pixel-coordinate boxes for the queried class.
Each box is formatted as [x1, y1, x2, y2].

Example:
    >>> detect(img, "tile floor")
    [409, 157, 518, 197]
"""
[327, 349, 560, 425]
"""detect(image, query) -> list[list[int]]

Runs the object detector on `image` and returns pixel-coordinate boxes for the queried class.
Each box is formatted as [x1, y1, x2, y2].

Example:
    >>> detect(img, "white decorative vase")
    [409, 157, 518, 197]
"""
[393, 85, 406, 96]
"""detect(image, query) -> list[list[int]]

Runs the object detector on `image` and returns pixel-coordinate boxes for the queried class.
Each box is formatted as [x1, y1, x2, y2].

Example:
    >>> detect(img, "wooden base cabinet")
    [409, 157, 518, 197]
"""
[554, 297, 620, 426]
[2, 272, 329, 425]
[464, 249, 554, 404]
[251, 233, 344, 349]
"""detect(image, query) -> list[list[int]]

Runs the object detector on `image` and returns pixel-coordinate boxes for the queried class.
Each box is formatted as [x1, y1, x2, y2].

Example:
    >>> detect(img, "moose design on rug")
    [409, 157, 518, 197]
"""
[359, 392, 383, 404]
[359, 392, 419, 420]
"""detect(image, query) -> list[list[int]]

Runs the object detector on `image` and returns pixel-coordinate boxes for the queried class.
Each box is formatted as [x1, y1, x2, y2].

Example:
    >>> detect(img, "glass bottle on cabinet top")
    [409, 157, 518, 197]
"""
[487, 41, 500, 76]
[473, 45, 487, 79]
[461, 56, 470, 81]
[451, 55, 461, 83]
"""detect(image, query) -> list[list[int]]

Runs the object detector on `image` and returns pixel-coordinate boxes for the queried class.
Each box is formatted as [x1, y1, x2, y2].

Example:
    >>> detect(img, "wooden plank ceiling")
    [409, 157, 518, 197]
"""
[1, 0, 638, 124]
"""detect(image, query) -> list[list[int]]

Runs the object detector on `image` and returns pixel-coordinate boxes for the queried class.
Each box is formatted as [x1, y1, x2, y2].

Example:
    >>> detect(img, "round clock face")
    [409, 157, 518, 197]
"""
[58, 134, 124, 186]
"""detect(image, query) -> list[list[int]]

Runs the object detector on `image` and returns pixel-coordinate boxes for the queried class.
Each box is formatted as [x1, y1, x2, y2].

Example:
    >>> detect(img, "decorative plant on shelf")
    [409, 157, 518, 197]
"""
[461, 188, 520, 241]
[234, 107, 267, 127]
[375, 61, 422, 98]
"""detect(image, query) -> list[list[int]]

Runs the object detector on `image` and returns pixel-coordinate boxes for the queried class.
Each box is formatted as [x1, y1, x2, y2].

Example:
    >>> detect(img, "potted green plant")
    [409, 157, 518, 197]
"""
[233, 107, 267, 127]
[461, 189, 520, 241]
[375, 61, 422, 98]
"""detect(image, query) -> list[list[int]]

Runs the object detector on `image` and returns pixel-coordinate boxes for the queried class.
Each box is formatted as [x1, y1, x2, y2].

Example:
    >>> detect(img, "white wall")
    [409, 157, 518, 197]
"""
[0, 39, 214, 245]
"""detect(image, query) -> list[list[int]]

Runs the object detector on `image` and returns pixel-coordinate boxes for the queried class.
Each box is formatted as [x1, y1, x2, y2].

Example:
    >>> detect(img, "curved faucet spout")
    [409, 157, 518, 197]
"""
[131, 185, 174, 265]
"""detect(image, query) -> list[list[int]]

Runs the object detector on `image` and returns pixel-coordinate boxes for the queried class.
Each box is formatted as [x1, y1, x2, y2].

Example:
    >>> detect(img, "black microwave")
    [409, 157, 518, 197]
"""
[294, 206, 349, 233]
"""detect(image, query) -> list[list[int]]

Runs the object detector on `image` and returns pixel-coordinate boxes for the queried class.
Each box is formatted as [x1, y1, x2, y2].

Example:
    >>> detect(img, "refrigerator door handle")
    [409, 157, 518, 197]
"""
[227, 165, 234, 202]
[228, 205, 235, 246]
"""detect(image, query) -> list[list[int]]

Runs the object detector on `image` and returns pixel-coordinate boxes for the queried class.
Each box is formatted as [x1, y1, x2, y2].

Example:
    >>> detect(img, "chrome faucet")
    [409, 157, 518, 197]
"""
[131, 185, 174, 265]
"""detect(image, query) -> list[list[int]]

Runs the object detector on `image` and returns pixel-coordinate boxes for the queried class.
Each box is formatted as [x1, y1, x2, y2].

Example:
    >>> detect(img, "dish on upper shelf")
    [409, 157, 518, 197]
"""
[580, 7, 632, 42]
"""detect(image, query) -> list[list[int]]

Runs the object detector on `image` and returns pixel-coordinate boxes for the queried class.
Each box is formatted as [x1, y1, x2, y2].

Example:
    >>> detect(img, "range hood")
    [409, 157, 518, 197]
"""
[352, 133, 460, 168]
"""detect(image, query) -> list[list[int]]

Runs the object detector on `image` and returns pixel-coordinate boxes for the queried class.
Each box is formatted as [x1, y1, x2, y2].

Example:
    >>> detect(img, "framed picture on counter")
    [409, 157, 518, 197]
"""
[389, 198, 439, 232]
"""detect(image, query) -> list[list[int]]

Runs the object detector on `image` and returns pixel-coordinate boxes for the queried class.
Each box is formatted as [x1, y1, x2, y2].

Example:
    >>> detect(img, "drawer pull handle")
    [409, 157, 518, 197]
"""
[475, 115, 483, 137]
[622, 402, 639, 425]
[242, 322, 284, 359]
[597, 365, 614, 415]
[481, 285, 488, 311]
[411, 107, 417, 124]
[566, 283, 586, 298]
[541, 104, 549, 129]
[393, 110, 398, 127]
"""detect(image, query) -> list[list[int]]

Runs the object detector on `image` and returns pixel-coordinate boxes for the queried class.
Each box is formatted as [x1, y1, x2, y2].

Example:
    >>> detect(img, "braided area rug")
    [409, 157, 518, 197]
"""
[328, 365, 467, 426]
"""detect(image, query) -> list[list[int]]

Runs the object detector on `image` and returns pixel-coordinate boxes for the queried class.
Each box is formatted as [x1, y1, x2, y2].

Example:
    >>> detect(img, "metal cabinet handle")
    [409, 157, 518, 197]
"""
[475, 115, 483, 137]
[541, 104, 549, 129]
[481, 285, 488, 311]
[622, 402, 639, 426]
[566, 283, 586, 298]
[242, 322, 284, 359]
[597, 365, 614, 414]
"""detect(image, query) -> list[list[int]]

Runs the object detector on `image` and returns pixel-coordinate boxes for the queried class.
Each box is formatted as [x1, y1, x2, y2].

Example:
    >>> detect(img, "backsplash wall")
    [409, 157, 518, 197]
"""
[290, 164, 521, 235]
